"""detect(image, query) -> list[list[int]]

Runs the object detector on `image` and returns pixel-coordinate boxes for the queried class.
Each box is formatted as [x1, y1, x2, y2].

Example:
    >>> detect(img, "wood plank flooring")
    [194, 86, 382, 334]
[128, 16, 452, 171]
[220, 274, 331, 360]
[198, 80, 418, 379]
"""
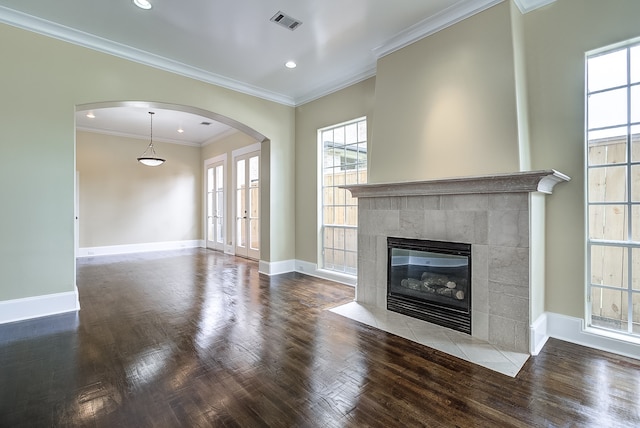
[0, 248, 639, 427]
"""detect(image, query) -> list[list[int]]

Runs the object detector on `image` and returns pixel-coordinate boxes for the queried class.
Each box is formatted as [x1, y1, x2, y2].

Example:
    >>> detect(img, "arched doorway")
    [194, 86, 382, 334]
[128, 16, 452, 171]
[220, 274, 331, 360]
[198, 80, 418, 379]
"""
[74, 101, 267, 262]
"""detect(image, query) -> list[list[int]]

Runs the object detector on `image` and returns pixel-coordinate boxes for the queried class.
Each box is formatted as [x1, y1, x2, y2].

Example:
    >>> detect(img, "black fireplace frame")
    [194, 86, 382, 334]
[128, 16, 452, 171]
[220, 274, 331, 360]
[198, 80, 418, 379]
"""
[387, 237, 472, 334]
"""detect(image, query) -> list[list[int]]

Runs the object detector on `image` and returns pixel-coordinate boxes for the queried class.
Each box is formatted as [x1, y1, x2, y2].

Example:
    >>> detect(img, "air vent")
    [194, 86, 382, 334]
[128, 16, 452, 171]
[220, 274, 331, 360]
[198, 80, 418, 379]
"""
[200, 121, 211, 126]
[270, 11, 302, 31]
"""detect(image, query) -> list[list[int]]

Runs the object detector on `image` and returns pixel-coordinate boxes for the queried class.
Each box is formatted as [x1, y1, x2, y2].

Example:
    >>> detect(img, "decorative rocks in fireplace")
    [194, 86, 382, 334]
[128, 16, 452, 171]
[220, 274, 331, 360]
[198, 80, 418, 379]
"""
[387, 237, 471, 334]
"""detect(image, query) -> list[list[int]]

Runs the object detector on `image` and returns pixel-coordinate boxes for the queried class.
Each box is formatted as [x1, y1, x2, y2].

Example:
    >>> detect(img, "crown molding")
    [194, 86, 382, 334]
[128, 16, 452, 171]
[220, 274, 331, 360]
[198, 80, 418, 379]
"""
[0, 6, 296, 107]
[1, 2, 556, 108]
[372, 0, 504, 59]
[295, 65, 377, 106]
[76, 126, 204, 147]
[513, 0, 556, 14]
[77, 125, 241, 147]
[78, 124, 246, 150]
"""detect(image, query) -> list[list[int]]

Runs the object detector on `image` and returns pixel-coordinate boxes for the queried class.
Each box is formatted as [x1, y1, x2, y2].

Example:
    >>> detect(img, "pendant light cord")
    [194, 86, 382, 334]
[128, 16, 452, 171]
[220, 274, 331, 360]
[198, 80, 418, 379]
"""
[142, 111, 156, 156]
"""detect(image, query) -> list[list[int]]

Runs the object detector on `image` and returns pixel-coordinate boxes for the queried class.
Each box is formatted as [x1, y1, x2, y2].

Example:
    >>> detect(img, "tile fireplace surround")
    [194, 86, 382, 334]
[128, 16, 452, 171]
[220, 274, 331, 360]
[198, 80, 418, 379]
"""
[344, 170, 570, 354]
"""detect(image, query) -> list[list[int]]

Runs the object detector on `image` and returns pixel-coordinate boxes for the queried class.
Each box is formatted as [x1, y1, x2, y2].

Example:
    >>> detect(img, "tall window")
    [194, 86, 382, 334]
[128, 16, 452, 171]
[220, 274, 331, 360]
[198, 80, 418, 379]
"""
[319, 117, 367, 275]
[586, 42, 640, 337]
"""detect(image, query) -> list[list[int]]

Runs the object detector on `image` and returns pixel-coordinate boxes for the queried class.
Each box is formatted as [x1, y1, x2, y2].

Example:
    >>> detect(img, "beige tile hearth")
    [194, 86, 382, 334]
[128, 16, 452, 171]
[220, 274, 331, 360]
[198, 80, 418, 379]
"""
[330, 301, 529, 377]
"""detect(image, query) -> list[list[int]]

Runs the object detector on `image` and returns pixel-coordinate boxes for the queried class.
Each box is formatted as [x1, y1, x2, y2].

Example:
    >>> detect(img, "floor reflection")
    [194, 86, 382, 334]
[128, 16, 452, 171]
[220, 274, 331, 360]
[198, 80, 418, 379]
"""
[125, 343, 173, 390]
[1, 249, 639, 427]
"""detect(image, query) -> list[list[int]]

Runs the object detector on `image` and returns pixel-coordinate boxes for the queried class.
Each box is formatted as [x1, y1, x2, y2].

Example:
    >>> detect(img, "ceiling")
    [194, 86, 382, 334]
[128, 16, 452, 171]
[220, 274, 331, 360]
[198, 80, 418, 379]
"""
[75, 104, 238, 147]
[0, 0, 533, 145]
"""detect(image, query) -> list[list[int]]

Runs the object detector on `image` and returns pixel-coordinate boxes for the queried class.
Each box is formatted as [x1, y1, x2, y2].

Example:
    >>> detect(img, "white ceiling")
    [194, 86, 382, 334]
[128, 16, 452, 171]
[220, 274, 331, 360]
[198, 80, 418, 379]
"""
[0, 0, 540, 144]
[75, 104, 237, 147]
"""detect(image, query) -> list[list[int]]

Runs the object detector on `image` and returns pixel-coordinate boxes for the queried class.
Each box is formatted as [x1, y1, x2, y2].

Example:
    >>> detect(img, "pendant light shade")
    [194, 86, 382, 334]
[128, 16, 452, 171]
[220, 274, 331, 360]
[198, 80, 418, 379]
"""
[137, 111, 165, 166]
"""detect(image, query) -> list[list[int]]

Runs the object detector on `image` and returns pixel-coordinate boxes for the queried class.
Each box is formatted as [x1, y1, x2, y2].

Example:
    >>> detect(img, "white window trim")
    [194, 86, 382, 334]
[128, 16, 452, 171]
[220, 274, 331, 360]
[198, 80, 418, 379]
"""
[585, 41, 640, 339]
[317, 117, 367, 276]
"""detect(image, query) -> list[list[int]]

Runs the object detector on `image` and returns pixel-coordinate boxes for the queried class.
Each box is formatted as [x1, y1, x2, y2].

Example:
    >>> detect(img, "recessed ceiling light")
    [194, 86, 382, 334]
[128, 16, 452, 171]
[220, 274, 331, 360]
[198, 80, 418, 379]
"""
[133, 0, 152, 10]
[86, 111, 95, 119]
[177, 127, 184, 133]
[285, 61, 297, 69]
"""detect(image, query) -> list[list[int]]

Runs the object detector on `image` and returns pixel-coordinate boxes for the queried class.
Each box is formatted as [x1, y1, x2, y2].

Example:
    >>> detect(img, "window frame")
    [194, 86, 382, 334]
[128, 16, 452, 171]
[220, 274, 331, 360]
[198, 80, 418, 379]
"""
[586, 41, 640, 337]
[317, 117, 367, 276]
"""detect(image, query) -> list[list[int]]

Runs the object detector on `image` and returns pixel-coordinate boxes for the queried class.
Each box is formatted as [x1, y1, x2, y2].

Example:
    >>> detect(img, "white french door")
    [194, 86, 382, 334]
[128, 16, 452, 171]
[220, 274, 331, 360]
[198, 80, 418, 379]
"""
[205, 159, 225, 252]
[234, 150, 260, 260]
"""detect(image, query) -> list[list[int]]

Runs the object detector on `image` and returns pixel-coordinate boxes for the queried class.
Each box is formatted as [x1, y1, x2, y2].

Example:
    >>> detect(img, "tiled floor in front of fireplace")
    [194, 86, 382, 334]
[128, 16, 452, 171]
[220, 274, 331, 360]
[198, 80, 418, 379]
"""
[330, 301, 529, 377]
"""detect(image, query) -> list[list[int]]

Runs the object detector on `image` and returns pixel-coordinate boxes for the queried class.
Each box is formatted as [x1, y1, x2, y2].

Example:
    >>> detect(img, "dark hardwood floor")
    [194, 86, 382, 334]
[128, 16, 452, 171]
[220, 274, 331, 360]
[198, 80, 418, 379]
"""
[1, 248, 639, 427]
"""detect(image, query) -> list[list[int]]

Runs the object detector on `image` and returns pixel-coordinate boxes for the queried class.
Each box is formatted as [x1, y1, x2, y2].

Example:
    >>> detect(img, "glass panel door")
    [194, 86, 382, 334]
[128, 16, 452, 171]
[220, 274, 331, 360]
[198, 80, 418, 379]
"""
[215, 165, 224, 248]
[235, 151, 260, 260]
[248, 155, 260, 257]
[236, 158, 247, 254]
[206, 161, 224, 251]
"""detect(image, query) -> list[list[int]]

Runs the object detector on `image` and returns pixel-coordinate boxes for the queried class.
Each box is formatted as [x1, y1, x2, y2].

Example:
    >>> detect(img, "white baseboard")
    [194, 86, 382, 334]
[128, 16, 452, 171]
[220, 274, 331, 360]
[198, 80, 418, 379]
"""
[529, 313, 549, 355]
[542, 312, 640, 360]
[0, 286, 80, 324]
[259, 259, 296, 275]
[78, 240, 204, 257]
[294, 260, 357, 286]
[255, 259, 357, 286]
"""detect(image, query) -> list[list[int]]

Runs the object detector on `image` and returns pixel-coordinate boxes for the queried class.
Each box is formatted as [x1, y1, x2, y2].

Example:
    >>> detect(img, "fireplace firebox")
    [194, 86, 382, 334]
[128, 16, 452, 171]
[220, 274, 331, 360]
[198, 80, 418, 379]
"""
[387, 237, 471, 334]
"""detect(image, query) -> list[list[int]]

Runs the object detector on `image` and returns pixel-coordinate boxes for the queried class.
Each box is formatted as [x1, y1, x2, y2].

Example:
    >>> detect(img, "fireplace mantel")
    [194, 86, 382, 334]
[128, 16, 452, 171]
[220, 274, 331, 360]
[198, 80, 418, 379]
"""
[343, 169, 570, 198]
[344, 169, 570, 354]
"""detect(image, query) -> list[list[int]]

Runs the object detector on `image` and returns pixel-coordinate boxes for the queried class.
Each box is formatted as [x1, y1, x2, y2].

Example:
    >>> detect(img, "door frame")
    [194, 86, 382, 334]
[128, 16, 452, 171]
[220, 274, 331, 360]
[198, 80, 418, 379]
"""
[204, 154, 227, 252]
[232, 142, 261, 260]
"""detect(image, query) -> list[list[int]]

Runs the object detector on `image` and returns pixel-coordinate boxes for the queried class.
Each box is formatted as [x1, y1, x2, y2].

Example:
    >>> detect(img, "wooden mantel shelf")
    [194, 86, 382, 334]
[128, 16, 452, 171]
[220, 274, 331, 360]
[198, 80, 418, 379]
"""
[343, 169, 570, 198]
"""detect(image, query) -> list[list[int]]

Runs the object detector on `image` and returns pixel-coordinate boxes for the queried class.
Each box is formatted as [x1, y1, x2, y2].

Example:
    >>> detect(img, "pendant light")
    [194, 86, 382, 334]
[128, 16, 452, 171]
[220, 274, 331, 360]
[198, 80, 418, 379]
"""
[137, 111, 165, 166]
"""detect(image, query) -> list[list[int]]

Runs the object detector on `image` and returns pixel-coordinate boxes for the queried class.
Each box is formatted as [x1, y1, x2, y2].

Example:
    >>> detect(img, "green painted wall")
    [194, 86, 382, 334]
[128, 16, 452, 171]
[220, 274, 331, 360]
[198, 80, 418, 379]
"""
[0, 23, 294, 301]
[524, 0, 640, 318]
[5, 0, 640, 325]
[371, 2, 520, 183]
[294, 78, 376, 264]
[293, 0, 640, 322]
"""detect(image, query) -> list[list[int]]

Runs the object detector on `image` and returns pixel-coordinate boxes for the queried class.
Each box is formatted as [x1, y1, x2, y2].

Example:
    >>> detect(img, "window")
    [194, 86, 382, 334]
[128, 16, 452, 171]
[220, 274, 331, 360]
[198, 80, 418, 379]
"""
[586, 42, 640, 336]
[319, 117, 367, 275]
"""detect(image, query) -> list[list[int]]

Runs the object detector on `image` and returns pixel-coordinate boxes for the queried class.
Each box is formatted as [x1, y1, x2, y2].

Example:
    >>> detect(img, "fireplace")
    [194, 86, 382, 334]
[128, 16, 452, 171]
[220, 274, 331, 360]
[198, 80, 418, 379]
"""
[387, 237, 471, 334]
[344, 170, 570, 354]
